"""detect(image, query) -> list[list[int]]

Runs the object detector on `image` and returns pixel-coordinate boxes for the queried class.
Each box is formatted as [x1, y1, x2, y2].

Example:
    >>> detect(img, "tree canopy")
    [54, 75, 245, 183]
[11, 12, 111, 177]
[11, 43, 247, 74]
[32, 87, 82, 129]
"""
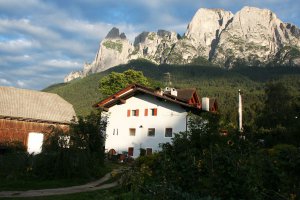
[99, 69, 150, 97]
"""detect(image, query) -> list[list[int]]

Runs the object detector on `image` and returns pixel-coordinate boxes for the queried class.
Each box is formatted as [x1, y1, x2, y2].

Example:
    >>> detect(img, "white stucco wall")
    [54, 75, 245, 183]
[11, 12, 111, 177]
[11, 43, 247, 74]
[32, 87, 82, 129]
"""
[104, 93, 188, 157]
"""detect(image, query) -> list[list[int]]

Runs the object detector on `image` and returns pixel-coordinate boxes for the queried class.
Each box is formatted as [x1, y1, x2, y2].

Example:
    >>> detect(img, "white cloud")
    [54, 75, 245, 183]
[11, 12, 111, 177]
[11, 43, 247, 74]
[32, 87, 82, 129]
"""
[0, 0, 41, 10]
[0, 39, 39, 53]
[0, 18, 60, 41]
[0, 78, 11, 85]
[42, 59, 82, 69]
[0, 54, 32, 64]
[16, 80, 26, 87]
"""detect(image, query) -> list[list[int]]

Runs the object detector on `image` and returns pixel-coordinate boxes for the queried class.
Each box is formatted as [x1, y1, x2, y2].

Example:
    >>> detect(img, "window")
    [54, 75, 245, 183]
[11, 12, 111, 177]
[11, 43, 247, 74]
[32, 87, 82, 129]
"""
[146, 148, 152, 155]
[27, 132, 44, 154]
[127, 109, 139, 117]
[150, 108, 157, 116]
[165, 128, 173, 137]
[113, 129, 118, 135]
[144, 109, 148, 116]
[148, 128, 155, 137]
[128, 147, 134, 156]
[132, 109, 139, 116]
[129, 128, 136, 136]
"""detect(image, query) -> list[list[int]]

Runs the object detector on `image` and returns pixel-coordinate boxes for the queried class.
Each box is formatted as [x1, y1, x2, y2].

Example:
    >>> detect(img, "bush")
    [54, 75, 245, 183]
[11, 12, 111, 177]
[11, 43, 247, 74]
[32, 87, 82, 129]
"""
[0, 142, 30, 180]
[33, 111, 106, 179]
[121, 114, 300, 199]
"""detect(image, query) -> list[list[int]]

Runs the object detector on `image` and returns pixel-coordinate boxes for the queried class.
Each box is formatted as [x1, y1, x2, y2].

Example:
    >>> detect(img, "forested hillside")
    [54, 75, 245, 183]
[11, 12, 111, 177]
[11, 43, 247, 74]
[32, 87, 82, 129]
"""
[44, 59, 300, 129]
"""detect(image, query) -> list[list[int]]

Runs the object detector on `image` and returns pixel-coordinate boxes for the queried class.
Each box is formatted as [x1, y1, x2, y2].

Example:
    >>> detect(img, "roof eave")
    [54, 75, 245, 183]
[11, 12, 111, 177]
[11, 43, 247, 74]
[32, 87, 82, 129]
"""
[0, 115, 73, 125]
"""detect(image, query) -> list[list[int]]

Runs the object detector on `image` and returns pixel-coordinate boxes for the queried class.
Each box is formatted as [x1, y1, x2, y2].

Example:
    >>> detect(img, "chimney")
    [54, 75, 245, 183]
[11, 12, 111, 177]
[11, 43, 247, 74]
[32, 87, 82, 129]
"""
[202, 97, 210, 111]
[170, 88, 177, 96]
[154, 87, 163, 95]
[164, 87, 171, 92]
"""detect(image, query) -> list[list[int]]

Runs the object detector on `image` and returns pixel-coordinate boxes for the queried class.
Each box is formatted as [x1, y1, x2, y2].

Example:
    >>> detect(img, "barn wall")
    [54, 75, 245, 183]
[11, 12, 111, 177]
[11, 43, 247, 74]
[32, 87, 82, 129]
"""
[0, 119, 69, 148]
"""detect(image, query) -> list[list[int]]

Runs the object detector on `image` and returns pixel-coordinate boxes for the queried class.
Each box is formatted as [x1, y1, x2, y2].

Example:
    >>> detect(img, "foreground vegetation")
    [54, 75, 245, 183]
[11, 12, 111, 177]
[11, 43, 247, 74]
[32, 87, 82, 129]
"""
[0, 112, 107, 191]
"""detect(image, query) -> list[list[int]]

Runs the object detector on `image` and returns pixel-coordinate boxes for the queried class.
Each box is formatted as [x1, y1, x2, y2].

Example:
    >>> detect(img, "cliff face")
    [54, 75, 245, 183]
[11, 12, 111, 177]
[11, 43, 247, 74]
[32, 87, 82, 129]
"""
[64, 6, 300, 82]
[212, 7, 300, 68]
[184, 8, 234, 59]
[82, 29, 133, 76]
[130, 30, 179, 64]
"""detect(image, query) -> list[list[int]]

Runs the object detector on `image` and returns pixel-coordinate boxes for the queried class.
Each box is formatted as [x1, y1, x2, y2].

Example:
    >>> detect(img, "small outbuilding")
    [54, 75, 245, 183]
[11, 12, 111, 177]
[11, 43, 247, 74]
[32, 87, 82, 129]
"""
[0, 86, 76, 154]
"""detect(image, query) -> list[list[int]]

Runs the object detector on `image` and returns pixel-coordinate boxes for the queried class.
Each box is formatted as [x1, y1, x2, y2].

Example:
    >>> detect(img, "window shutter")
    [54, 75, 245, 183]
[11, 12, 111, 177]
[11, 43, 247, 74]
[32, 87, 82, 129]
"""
[136, 109, 139, 116]
[144, 109, 148, 116]
[153, 108, 157, 116]
[127, 109, 131, 117]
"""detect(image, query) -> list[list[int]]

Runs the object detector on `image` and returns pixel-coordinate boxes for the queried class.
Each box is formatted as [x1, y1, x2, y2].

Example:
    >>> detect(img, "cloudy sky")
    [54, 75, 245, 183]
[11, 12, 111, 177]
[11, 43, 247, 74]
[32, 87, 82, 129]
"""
[0, 0, 299, 90]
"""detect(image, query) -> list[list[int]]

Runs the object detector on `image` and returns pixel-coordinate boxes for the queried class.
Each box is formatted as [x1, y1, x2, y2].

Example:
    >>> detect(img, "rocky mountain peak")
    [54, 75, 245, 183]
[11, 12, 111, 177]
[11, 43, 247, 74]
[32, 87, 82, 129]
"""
[184, 8, 234, 58]
[134, 32, 150, 46]
[212, 6, 300, 68]
[105, 27, 127, 39]
[64, 6, 300, 82]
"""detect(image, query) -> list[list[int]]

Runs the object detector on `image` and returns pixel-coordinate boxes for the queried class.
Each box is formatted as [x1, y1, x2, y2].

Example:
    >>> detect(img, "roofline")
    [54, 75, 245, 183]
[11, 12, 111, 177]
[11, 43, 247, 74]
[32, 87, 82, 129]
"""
[94, 84, 202, 112]
[0, 115, 74, 125]
[93, 84, 136, 107]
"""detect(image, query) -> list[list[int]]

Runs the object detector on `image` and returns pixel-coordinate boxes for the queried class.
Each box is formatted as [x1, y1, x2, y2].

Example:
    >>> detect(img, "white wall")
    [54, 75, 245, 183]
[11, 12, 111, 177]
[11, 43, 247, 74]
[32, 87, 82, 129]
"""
[104, 93, 188, 157]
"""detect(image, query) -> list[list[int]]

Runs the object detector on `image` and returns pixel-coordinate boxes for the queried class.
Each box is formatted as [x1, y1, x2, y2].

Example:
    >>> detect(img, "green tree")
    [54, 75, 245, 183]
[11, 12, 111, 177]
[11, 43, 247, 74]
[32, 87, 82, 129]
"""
[258, 82, 293, 128]
[99, 69, 150, 96]
[256, 82, 300, 146]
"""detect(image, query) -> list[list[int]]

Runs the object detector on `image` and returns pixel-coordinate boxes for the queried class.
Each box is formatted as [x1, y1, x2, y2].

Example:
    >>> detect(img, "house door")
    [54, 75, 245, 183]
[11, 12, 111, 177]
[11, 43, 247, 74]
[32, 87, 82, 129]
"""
[27, 132, 44, 154]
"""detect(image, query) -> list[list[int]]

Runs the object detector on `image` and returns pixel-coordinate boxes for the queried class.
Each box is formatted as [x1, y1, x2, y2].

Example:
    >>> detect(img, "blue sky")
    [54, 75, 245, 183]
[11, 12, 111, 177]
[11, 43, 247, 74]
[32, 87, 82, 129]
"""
[0, 0, 299, 90]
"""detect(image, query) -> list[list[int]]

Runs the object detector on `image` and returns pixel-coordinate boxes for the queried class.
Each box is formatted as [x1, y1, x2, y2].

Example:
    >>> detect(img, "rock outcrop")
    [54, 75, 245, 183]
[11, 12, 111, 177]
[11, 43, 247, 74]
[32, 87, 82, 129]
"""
[212, 7, 300, 68]
[130, 30, 180, 64]
[64, 71, 82, 82]
[185, 8, 234, 59]
[64, 7, 300, 82]
[82, 28, 134, 76]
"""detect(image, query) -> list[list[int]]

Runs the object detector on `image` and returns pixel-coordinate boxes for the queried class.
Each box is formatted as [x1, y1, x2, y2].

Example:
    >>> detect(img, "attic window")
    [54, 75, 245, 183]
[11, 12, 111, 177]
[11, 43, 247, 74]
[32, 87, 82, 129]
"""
[150, 108, 157, 116]
[132, 109, 139, 116]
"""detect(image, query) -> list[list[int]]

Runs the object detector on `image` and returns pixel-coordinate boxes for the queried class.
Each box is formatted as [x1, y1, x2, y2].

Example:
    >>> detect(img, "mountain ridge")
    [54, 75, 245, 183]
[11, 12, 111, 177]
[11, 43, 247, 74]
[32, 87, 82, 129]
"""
[64, 6, 300, 82]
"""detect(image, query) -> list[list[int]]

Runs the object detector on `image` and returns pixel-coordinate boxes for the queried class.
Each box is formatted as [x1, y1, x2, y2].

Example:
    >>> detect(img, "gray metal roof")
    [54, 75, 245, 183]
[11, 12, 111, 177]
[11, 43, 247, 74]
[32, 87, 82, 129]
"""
[0, 86, 76, 124]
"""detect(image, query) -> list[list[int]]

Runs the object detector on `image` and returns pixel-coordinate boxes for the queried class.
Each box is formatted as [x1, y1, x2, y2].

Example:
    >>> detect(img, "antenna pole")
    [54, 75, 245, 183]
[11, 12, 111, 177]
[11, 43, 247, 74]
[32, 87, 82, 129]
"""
[164, 72, 172, 87]
[238, 89, 243, 133]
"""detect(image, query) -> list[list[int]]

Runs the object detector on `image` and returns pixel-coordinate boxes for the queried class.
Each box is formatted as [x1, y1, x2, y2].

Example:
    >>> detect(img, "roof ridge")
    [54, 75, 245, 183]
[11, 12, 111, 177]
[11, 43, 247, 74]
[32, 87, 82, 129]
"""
[0, 86, 59, 97]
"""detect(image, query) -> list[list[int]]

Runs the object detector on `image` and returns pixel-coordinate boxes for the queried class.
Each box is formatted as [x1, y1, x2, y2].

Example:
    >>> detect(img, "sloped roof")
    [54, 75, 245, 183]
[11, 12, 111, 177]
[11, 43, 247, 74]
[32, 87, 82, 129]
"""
[164, 88, 197, 103]
[94, 84, 202, 113]
[0, 86, 76, 124]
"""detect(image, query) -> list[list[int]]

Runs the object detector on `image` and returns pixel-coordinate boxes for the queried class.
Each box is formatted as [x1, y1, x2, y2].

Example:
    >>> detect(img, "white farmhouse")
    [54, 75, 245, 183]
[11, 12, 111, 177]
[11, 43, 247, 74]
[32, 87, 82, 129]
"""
[94, 84, 217, 158]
